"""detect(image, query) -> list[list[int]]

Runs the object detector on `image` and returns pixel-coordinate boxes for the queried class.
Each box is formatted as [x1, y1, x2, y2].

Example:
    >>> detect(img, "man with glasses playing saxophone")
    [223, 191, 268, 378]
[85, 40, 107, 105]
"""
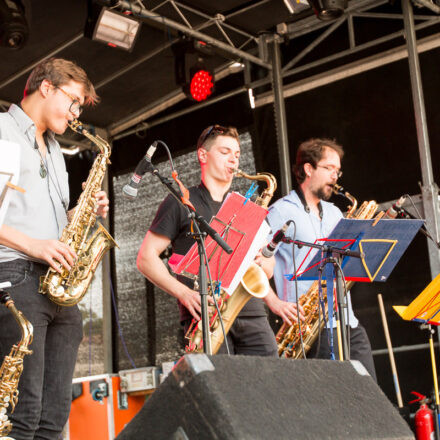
[0, 58, 109, 439]
[266, 138, 377, 380]
[137, 124, 281, 356]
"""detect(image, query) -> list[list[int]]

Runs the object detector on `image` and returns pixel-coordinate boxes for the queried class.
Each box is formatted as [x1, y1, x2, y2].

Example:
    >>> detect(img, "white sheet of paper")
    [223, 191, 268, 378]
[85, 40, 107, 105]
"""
[0, 140, 21, 228]
[223, 220, 271, 296]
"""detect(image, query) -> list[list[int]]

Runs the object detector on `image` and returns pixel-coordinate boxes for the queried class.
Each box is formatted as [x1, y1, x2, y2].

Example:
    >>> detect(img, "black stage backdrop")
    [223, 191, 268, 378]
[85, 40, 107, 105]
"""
[76, 44, 440, 406]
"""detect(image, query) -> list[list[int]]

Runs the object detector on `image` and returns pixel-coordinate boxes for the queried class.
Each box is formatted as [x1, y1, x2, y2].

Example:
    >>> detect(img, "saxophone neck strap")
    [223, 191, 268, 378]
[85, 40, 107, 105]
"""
[296, 187, 323, 220]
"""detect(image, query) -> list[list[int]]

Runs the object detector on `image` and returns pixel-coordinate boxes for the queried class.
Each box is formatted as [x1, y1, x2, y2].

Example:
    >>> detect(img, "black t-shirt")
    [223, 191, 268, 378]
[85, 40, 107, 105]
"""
[149, 183, 266, 322]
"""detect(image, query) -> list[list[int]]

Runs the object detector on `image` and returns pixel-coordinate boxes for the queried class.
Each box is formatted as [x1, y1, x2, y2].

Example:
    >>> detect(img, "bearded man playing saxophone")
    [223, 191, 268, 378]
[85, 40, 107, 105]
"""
[266, 138, 377, 380]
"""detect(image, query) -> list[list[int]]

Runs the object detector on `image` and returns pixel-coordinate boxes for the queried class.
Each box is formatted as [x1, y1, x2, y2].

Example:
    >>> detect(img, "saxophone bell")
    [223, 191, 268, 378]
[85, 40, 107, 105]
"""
[0, 290, 33, 438]
[39, 118, 117, 306]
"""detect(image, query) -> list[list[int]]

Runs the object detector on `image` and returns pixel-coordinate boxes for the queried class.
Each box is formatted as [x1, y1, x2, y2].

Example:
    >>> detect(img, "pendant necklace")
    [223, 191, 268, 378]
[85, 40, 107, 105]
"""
[36, 147, 48, 179]
[39, 157, 47, 178]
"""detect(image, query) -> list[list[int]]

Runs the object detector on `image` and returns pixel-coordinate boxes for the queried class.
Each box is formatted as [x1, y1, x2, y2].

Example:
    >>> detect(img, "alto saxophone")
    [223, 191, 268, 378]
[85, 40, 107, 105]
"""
[185, 170, 277, 354]
[276, 185, 378, 359]
[0, 290, 33, 438]
[39, 119, 117, 306]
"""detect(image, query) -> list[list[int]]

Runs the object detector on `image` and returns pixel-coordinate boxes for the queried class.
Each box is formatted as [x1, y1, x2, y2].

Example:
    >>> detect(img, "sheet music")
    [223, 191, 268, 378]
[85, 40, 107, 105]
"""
[0, 140, 20, 228]
[223, 220, 270, 295]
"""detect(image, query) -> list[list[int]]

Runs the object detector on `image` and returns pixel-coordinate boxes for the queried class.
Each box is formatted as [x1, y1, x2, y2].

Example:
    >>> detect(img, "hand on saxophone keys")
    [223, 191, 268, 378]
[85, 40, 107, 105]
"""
[81, 182, 109, 218]
[26, 238, 77, 273]
[177, 286, 215, 321]
[264, 287, 306, 326]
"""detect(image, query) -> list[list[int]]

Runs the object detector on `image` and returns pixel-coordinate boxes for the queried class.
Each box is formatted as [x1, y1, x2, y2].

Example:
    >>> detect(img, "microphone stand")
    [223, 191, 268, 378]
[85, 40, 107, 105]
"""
[284, 238, 363, 360]
[147, 164, 232, 355]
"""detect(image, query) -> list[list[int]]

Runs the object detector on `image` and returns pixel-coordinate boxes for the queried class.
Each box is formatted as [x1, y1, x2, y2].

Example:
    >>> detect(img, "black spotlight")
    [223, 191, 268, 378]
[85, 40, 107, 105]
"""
[172, 37, 215, 102]
[307, 0, 347, 20]
[0, 0, 29, 49]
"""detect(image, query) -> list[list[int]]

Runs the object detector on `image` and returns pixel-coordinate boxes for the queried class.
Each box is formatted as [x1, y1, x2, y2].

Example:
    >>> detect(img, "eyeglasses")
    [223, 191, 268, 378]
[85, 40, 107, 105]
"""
[200, 124, 228, 146]
[56, 86, 84, 116]
[317, 165, 343, 178]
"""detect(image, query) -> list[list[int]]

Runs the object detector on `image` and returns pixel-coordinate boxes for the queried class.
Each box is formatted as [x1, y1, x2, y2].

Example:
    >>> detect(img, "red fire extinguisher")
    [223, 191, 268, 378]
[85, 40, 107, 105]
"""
[409, 391, 435, 440]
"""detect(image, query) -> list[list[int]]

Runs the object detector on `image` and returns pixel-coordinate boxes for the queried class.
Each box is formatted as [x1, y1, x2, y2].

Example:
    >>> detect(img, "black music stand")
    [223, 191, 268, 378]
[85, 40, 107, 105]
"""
[287, 217, 424, 360]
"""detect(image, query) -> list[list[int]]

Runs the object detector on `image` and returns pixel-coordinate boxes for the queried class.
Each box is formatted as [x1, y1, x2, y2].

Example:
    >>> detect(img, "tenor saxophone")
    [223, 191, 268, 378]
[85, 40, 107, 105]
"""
[185, 170, 277, 354]
[276, 186, 378, 358]
[39, 119, 117, 306]
[0, 290, 33, 438]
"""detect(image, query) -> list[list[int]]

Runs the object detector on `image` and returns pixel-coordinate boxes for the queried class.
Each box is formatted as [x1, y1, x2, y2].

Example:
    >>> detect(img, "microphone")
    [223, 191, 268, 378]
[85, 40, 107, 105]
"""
[383, 195, 406, 219]
[262, 221, 291, 258]
[122, 141, 158, 198]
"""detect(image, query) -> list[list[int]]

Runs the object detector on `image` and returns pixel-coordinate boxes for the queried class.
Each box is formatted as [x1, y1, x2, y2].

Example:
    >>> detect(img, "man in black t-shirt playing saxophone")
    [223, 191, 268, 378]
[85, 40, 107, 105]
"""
[137, 125, 279, 356]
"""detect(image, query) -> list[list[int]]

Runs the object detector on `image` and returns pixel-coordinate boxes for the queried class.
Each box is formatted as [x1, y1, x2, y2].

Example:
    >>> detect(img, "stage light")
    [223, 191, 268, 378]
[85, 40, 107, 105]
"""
[188, 63, 214, 102]
[172, 37, 215, 102]
[84, 5, 141, 51]
[0, 0, 29, 50]
[306, 0, 348, 20]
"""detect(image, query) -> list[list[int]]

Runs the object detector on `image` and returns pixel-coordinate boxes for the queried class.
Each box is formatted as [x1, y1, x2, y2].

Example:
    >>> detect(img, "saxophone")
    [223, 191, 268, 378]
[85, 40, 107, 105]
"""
[39, 119, 117, 306]
[185, 170, 277, 354]
[0, 290, 33, 438]
[276, 185, 378, 358]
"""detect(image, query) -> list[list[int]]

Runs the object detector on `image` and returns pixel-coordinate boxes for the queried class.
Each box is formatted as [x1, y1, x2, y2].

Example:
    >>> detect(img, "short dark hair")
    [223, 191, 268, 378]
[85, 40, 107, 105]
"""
[24, 58, 99, 106]
[294, 138, 344, 184]
[197, 124, 240, 151]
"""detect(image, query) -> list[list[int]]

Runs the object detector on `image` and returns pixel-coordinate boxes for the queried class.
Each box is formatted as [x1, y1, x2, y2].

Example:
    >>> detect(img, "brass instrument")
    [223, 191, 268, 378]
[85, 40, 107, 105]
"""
[0, 290, 33, 438]
[39, 120, 117, 306]
[185, 170, 277, 354]
[276, 186, 378, 358]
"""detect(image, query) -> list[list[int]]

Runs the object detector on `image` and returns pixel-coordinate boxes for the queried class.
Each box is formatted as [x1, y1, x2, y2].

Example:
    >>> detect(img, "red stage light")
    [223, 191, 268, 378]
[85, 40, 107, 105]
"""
[189, 69, 214, 102]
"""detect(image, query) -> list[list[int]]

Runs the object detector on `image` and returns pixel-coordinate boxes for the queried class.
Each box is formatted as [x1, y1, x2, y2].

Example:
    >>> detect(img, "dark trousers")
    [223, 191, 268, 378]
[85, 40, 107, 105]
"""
[184, 315, 278, 357]
[308, 323, 377, 381]
[0, 259, 83, 440]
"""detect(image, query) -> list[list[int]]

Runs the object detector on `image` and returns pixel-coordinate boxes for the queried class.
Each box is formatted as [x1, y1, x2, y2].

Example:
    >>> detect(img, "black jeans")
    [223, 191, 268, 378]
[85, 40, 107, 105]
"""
[0, 259, 83, 440]
[308, 323, 377, 382]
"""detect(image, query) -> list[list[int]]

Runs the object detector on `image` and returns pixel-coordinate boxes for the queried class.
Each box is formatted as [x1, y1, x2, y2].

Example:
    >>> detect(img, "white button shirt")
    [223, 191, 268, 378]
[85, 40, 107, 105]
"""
[0, 104, 69, 263]
[267, 189, 359, 328]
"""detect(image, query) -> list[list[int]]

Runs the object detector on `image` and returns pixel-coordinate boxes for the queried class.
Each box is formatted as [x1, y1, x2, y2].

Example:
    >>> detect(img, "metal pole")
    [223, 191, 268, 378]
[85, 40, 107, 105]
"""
[96, 127, 113, 373]
[118, 1, 271, 70]
[269, 36, 292, 195]
[402, 0, 440, 277]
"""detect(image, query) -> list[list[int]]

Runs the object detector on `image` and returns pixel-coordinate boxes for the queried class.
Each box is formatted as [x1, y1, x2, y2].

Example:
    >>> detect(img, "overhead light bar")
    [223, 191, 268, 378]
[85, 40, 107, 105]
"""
[85, 6, 141, 51]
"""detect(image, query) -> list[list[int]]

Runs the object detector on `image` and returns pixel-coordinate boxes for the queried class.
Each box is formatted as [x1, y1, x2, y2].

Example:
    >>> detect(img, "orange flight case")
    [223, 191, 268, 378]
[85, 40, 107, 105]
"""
[66, 374, 146, 440]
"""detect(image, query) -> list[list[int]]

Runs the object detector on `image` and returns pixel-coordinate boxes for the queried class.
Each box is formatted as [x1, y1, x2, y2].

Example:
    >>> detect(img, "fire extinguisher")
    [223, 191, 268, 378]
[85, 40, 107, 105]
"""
[409, 391, 435, 440]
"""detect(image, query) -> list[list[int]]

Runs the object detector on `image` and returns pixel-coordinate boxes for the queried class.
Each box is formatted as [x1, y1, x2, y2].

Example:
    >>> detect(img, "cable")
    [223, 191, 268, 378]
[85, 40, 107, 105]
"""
[88, 283, 93, 376]
[290, 220, 307, 359]
[155, 140, 176, 172]
[110, 274, 137, 369]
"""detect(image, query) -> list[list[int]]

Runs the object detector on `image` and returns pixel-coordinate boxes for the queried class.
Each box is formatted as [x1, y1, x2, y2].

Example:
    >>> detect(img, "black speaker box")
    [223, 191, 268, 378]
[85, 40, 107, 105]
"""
[116, 354, 414, 440]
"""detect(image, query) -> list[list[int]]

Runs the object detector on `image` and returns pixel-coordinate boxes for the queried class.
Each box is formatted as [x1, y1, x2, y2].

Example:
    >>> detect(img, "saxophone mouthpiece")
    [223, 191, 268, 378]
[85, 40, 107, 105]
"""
[68, 119, 84, 134]
[332, 183, 345, 195]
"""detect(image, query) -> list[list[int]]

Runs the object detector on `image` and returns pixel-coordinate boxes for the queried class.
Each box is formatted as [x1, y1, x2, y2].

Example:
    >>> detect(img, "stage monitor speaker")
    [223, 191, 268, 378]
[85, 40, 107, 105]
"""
[116, 354, 414, 440]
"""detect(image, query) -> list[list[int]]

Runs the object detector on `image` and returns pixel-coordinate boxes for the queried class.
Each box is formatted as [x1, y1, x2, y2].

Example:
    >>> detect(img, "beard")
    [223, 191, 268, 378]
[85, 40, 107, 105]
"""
[315, 184, 333, 201]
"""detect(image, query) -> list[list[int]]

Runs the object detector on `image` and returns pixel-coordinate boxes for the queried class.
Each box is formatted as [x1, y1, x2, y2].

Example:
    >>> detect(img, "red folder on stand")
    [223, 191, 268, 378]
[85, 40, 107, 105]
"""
[170, 192, 269, 295]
